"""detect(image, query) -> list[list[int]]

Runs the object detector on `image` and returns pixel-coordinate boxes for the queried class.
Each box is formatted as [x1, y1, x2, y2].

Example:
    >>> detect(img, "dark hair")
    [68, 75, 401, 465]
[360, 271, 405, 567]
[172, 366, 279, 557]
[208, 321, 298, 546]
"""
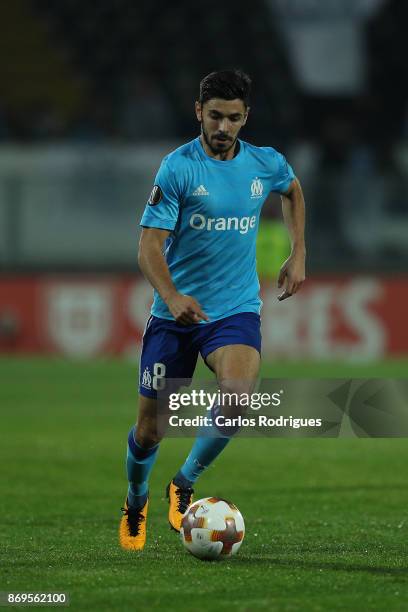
[199, 69, 251, 107]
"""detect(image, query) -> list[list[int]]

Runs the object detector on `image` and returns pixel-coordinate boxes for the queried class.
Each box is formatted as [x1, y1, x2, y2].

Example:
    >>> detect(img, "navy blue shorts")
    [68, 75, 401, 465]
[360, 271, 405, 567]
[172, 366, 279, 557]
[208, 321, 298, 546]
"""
[139, 312, 261, 399]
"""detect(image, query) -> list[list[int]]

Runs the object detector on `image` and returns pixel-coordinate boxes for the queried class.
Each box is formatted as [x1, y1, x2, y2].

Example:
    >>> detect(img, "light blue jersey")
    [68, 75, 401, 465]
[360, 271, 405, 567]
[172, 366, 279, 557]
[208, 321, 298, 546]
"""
[140, 137, 295, 322]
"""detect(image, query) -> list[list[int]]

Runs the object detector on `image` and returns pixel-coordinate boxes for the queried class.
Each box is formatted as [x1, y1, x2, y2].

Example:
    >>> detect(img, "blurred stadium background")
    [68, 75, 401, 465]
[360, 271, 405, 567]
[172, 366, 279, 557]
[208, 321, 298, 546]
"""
[0, 0, 407, 364]
[1, 3, 408, 609]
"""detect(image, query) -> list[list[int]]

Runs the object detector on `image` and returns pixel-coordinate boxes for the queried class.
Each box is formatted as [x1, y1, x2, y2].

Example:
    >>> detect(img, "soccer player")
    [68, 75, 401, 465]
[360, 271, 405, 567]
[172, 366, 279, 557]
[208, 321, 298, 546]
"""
[120, 69, 306, 550]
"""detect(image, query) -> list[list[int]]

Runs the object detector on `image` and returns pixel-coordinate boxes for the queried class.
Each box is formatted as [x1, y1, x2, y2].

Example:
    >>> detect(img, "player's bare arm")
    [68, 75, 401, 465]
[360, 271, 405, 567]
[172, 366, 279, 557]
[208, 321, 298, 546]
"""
[138, 227, 208, 325]
[277, 177, 306, 301]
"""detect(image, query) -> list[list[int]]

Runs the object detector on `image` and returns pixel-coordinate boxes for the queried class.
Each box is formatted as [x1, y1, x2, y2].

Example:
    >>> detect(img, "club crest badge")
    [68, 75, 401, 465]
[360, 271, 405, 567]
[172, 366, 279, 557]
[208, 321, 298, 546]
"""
[250, 177, 263, 199]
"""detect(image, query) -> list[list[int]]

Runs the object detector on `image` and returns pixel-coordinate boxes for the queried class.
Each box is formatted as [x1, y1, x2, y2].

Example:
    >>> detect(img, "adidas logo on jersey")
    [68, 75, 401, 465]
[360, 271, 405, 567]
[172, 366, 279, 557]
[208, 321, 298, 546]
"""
[192, 185, 209, 196]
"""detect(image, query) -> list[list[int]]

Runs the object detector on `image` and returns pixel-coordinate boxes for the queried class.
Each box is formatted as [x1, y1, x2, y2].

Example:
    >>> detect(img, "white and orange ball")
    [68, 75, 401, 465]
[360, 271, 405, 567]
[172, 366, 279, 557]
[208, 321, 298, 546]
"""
[180, 497, 245, 560]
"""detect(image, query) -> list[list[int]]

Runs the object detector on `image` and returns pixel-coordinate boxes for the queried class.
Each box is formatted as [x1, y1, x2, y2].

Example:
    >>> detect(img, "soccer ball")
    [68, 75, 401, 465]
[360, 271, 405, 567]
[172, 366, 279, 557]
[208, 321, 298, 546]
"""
[180, 497, 245, 560]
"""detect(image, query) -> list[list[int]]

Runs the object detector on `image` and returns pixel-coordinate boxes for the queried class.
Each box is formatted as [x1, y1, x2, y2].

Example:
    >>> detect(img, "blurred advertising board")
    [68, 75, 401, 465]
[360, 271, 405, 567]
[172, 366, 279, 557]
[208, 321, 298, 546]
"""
[0, 276, 407, 360]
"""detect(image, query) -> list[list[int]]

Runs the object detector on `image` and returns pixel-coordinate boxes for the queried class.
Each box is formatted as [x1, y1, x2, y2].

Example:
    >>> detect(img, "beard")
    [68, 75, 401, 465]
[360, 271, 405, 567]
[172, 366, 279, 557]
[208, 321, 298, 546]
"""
[201, 124, 237, 156]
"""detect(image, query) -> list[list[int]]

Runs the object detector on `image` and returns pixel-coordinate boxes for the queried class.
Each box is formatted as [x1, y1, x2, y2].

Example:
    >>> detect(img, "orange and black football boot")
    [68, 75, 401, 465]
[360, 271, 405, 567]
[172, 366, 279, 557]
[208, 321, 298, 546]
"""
[166, 480, 194, 532]
[119, 498, 148, 551]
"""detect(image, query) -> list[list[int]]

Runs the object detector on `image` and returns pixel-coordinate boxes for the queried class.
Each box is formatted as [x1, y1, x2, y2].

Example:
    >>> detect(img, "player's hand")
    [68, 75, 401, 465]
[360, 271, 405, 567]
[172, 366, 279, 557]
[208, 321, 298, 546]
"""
[277, 251, 306, 301]
[166, 293, 209, 325]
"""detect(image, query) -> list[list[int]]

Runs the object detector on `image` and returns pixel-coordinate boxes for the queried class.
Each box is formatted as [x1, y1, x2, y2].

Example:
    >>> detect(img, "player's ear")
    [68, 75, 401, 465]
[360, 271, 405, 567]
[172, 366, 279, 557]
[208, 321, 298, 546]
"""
[195, 101, 202, 122]
[242, 106, 250, 125]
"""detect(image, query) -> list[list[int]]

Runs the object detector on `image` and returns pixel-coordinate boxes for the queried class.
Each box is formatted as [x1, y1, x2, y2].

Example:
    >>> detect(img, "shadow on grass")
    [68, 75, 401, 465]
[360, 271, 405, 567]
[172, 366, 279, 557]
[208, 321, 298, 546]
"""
[267, 484, 408, 495]
[233, 555, 408, 576]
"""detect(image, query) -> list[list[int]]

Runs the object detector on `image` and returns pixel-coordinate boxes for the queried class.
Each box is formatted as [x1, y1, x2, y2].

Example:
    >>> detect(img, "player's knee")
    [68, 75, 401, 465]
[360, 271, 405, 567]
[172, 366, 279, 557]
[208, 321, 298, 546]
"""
[135, 416, 163, 447]
[218, 379, 253, 418]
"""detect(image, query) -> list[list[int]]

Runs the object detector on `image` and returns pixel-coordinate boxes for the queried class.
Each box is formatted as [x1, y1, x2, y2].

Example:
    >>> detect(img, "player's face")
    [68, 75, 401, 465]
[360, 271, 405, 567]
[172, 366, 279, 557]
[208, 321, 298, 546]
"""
[196, 98, 249, 157]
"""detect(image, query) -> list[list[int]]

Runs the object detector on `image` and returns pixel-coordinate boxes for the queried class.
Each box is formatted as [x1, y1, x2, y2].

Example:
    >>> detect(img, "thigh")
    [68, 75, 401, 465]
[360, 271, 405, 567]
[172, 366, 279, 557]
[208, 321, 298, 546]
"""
[200, 312, 261, 392]
[139, 316, 199, 400]
[205, 344, 260, 393]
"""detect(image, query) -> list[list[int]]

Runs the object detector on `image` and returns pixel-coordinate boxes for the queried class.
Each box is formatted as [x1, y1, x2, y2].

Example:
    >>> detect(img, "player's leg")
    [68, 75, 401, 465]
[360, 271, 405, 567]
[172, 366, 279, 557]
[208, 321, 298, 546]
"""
[173, 344, 260, 483]
[126, 395, 162, 509]
[207, 343, 260, 419]
[119, 395, 163, 551]
[167, 313, 261, 531]
[120, 315, 198, 549]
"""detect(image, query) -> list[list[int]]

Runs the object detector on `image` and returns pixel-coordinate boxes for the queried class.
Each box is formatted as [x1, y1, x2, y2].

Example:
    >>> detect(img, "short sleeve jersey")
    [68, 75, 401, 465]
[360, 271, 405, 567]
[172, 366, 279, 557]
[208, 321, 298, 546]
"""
[140, 137, 295, 322]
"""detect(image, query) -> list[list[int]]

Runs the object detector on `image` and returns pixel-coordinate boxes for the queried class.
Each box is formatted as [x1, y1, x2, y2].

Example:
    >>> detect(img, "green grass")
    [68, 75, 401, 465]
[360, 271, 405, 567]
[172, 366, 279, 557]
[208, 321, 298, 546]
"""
[0, 358, 408, 611]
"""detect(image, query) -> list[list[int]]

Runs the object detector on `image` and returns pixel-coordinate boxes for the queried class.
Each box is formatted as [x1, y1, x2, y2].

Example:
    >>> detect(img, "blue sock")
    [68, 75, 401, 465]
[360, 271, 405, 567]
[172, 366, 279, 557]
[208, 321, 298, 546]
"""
[174, 405, 233, 487]
[126, 426, 159, 509]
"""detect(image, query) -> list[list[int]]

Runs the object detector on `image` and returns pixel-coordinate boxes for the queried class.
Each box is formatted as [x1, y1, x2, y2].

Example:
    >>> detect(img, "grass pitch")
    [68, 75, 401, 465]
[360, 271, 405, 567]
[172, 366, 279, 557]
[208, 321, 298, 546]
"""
[1, 358, 408, 611]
